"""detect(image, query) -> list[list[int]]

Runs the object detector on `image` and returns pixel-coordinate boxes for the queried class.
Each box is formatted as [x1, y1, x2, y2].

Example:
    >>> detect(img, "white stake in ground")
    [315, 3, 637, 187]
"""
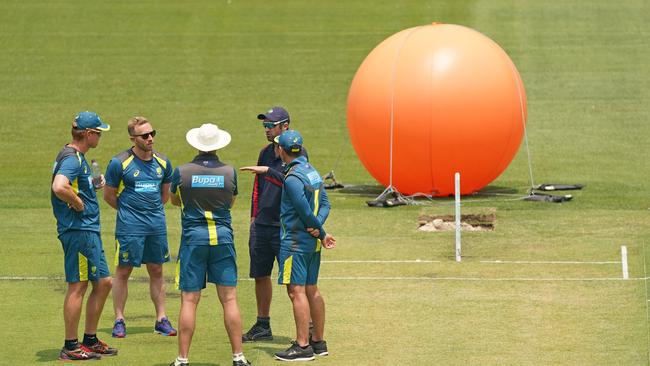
[621, 245, 629, 279]
[455, 172, 461, 262]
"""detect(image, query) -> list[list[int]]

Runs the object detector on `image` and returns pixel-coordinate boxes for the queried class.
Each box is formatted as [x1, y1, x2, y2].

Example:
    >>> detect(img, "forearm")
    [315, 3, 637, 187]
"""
[54, 186, 83, 208]
[170, 191, 181, 207]
[103, 187, 119, 209]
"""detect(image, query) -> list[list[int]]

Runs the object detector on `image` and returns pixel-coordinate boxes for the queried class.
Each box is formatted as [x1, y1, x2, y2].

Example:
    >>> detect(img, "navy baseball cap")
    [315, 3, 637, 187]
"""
[274, 130, 303, 153]
[257, 106, 290, 123]
[74, 111, 110, 131]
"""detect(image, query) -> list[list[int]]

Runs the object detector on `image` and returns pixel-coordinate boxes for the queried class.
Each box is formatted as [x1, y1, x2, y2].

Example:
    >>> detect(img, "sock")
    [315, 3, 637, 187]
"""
[82, 333, 98, 346]
[233, 352, 247, 362]
[175, 356, 189, 366]
[64, 339, 78, 351]
[256, 316, 270, 327]
[300, 344, 310, 349]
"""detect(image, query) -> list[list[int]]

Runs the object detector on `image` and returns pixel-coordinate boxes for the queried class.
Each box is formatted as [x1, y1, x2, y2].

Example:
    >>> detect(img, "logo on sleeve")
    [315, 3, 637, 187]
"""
[191, 175, 224, 188]
[306, 171, 322, 185]
[135, 180, 159, 192]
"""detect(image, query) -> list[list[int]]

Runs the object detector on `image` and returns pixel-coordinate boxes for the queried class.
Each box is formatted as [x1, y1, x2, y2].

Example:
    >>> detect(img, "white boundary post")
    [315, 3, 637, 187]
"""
[621, 245, 629, 279]
[455, 172, 461, 262]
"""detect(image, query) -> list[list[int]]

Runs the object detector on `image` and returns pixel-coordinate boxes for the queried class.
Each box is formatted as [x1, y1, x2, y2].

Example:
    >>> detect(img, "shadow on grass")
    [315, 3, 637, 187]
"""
[248, 335, 293, 357]
[35, 349, 60, 362]
[334, 184, 385, 196]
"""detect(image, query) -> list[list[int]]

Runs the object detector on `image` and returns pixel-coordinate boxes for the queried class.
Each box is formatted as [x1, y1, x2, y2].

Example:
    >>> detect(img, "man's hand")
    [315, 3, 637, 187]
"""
[68, 199, 84, 212]
[94, 174, 106, 190]
[307, 227, 320, 238]
[322, 234, 336, 249]
[240, 166, 269, 174]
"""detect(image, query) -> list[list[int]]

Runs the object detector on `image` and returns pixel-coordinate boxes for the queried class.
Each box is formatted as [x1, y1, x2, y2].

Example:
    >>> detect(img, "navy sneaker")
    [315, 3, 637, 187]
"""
[310, 338, 328, 356]
[274, 341, 315, 362]
[112, 319, 126, 338]
[155, 317, 177, 336]
[59, 343, 102, 361]
[233, 360, 252, 366]
[242, 323, 272, 342]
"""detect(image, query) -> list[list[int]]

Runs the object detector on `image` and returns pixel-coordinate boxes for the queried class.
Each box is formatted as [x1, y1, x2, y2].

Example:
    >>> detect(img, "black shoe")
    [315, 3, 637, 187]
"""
[310, 338, 328, 356]
[274, 341, 315, 362]
[169, 362, 189, 366]
[233, 360, 252, 366]
[242, 323, 273, 342]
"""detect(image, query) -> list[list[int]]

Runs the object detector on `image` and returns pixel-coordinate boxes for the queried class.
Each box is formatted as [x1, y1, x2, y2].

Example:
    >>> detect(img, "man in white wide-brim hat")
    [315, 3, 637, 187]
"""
[169, 123, 252, 366]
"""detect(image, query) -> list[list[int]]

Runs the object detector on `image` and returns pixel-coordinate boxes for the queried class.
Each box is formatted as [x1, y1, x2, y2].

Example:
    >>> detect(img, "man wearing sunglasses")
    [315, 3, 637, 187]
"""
[51, 111, 117, 360]
[239, 106, 308, 343]
[104, 116, 177, 338]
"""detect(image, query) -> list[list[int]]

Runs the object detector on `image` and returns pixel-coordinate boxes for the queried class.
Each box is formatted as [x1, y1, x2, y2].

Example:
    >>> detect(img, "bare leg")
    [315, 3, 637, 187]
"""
[217, 285, 243, 354]
[146, 263, 166, 320]
[305, 285, 325, 341]
[254, 276, 272, 317]
[286, 285, 310, 346]
[84, 277, 113, 334]
[178, 291, 201, 359]
[112, 265, 133, 320]
[64, 281, 88, 340]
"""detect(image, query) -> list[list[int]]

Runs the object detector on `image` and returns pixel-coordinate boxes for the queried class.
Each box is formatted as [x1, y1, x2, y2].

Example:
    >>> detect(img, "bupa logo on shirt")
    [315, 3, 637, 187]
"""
[135, 180, 159, 192]
[191, 175, 224, 188]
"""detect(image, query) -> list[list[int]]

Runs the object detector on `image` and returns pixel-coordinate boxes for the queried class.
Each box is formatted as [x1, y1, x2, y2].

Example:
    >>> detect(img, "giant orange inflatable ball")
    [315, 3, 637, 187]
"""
[347, 23, 526, 196]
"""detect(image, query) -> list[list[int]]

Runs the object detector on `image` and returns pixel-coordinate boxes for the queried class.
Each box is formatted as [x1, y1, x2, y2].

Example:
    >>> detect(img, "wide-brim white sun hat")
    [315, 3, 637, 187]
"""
[186, 123, 232, 151]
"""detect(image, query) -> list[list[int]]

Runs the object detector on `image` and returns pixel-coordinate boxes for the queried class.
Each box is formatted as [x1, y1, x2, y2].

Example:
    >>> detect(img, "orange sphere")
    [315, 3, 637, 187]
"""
[347, 23, 527, 196]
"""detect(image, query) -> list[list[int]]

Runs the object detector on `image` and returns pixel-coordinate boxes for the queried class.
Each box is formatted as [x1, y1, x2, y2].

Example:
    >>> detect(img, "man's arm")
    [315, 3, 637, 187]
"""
[160, 183, 170, 204]
[315, 185, 330, 225]
[103, 185, 119, 210]
[52, 174, 84, 212]
[169, 189, 181, 206]
[284, 176, 326, 238]
[169, 167, 182, 207]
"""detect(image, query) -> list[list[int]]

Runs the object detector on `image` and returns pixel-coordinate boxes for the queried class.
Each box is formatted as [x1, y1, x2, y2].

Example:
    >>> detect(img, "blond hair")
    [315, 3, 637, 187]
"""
[127, 116, 150, 135]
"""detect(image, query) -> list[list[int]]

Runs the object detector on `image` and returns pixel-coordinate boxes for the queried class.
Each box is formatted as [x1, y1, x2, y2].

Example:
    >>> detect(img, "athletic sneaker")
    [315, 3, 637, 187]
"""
[233, 360, 252, 366]
[112, 319, 126, 338]
[155, 317, 178, 336]
[58, 344, 102, 361]
[168, 362, 189, 366]
[310, 339, 328, 356]
[274, 341, 315, 362]
[84, 339, 118, 356]
[242, 323, 273, 342]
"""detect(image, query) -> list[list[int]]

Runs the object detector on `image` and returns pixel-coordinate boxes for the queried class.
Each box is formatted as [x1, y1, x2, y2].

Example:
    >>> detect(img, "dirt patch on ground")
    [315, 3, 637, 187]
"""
[418, 212, 495, 232]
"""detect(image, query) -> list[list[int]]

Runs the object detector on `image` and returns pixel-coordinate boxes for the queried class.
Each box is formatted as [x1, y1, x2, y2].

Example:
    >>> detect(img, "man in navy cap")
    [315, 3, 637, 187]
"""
[239, 106, 308, 342]
[51, 111, 117, 361]
[272, 130, 336, 362]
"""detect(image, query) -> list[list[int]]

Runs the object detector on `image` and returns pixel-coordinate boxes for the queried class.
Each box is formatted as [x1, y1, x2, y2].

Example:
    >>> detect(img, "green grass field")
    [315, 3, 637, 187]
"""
[1, 1, 649, 365]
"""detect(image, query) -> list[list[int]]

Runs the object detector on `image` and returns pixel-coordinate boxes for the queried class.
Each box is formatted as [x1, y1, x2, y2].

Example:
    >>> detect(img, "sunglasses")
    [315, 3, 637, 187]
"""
[262, 121, 283, 129]
[132, 130, 156, 139]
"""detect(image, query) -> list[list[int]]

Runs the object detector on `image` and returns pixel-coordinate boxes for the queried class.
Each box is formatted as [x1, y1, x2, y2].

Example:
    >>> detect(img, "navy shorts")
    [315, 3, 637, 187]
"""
[277, 250, 321, 286]
[114, 234, 170, 267]
[248, 223, 281, 278]
[59, 230, 110, 283]
[176, 244, 238, 291]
